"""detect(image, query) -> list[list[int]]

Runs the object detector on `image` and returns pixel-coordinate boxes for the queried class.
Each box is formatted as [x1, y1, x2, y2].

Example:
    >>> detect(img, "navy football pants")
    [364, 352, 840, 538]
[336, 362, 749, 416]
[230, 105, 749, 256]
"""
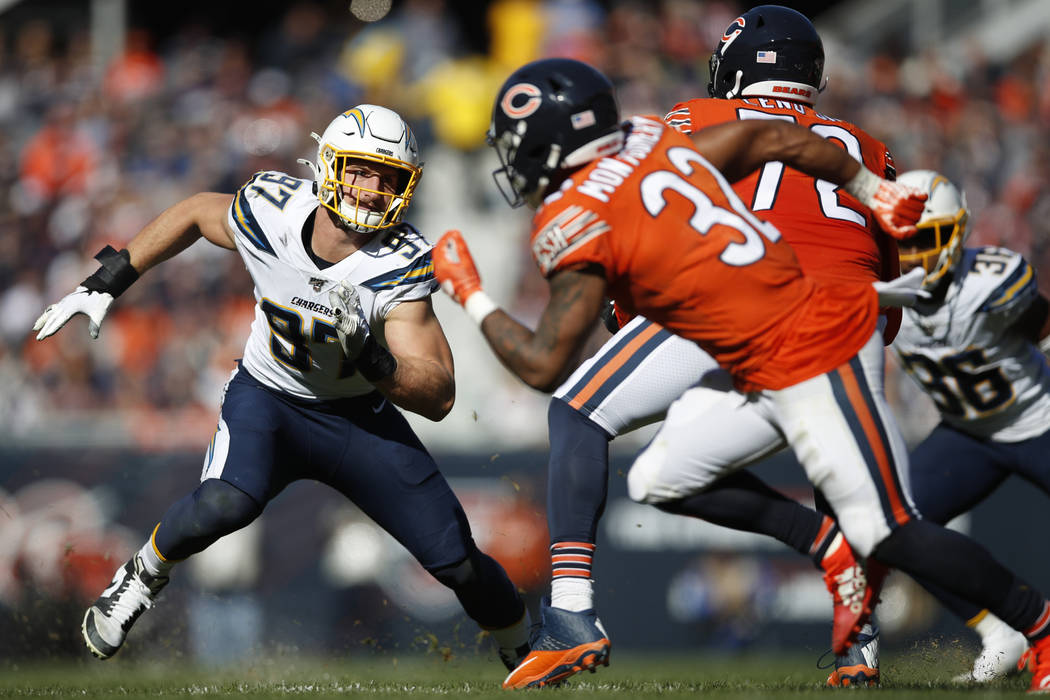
[906, 422, 1050, 622]
[154, 366, 523, 629]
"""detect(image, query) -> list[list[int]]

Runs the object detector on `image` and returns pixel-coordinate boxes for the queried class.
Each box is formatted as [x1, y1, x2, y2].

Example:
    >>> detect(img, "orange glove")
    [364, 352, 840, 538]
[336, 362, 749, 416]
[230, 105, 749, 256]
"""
[433, 230, 482, 305]
[845, 166, 927, 240]
[869, 180, 928, 240]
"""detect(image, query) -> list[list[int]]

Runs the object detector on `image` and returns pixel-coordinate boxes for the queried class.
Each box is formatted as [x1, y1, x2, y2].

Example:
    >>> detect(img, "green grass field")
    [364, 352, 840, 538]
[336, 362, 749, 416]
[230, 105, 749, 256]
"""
[0, 649, 1033, 699]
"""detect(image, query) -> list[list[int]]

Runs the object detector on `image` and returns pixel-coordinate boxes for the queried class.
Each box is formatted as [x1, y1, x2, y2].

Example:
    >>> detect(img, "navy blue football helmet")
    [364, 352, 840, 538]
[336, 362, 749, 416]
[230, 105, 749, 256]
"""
[488, 58, 623, 208]
[708, 5, 824, 105]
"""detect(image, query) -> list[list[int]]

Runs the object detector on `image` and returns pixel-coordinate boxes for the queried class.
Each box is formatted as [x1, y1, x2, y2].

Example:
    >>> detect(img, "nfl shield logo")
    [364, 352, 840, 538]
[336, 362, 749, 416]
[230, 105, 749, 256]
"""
[309, 277, 325, 292]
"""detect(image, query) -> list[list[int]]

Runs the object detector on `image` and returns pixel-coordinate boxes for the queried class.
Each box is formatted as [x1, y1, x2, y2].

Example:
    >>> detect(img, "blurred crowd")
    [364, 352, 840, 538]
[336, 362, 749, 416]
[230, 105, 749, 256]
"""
[3, 0, 1050, 450]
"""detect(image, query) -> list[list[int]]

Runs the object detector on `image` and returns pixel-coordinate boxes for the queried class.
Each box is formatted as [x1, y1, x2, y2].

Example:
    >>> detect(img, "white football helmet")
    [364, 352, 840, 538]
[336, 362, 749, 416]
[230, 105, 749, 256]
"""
[896, 169, 970, 289]
[302, 104, 422, 233]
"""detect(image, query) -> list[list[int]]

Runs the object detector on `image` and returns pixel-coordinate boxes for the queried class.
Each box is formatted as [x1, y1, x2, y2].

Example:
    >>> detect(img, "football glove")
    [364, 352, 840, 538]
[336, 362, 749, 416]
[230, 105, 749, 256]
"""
[328, 281, 372, 360]
[33, 286, 115, 340]
[328, 280, 398, 381]
[432, 230, 482, 305]
[34, 245, 139, 341]
[845, 167, 927, 240]
[870, 181, 927, 240]
[600, 299, 620, 334]
[872, 267, 930, 307]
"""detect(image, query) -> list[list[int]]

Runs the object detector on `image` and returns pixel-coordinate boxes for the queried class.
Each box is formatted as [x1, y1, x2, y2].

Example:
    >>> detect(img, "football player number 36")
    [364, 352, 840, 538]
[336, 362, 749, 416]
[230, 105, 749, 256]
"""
[640, 146, 781, 266]
[898, 348, 1012, 418]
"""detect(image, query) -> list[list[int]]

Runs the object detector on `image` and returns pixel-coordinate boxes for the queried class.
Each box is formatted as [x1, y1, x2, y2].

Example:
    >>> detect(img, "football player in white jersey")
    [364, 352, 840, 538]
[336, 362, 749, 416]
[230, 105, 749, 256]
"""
[32, 105, 531, 669]
[887, 169, 1050, 681]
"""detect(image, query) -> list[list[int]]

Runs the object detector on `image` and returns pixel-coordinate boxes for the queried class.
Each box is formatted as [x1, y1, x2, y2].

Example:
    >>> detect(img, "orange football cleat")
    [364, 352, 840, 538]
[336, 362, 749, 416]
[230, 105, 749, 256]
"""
[825, 622, 880, 688]
[502, 598, 610, 689]
[821, 534, 886, 655]
[1027, 635, 1050, 694]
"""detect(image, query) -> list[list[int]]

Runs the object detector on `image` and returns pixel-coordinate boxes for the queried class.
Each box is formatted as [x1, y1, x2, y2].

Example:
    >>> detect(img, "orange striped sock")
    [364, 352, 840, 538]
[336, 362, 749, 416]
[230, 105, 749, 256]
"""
[550, 541, 595, 612]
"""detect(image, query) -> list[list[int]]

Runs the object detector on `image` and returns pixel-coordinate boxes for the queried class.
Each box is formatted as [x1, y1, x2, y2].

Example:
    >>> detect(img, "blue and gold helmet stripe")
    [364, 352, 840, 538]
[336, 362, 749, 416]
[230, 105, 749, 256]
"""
[341, 107, 365, 135]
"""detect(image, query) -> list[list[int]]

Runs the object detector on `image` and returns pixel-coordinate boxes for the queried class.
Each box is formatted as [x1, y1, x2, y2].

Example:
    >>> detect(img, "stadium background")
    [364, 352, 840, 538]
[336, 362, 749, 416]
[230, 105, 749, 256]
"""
[2, 0, 1050, 669]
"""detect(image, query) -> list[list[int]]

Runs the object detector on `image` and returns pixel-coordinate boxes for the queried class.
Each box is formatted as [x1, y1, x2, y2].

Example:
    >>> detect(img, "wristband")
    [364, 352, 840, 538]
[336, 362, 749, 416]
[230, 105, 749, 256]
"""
[843, 166, 881, 208]
[464, 291, 499, 326]
[357, 335, 398, 382]
[81, 245, 139, 298]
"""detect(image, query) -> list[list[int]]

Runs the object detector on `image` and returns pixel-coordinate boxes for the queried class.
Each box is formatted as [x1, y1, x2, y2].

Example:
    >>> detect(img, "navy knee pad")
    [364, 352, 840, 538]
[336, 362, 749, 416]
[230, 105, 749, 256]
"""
[428, 549, 524, 630]
[154, 478, 263, 560]
[430, 554, 477, 589]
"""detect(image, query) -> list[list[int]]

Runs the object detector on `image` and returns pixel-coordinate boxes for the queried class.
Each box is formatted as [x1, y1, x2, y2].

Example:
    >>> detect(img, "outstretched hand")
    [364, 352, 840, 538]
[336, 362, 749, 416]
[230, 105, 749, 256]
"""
[33, 286, 115, 340]
[873, 267, 930, 307]
[432, 230, 483, 305]
[869, 180, 928, 240]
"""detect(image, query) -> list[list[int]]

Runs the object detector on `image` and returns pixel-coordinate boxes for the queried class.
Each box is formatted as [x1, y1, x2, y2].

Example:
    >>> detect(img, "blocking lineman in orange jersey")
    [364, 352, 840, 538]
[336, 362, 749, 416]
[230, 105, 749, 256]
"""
[665, 96, 901, 333]
[432, 57, 1050, 694]
[540, 5, 906, 688]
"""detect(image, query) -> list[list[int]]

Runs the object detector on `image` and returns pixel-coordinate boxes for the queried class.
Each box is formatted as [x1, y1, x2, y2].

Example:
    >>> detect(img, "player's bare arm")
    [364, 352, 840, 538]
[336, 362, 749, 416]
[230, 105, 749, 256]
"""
[479, 266, 607, 391]
[688, 119, 925, 240]
[373, 297, 456, 421]
[689, 119, 859, 186]
[431, 229, 606, 391]
[126, 192, 237, 272]
[34, 192, 237, 341]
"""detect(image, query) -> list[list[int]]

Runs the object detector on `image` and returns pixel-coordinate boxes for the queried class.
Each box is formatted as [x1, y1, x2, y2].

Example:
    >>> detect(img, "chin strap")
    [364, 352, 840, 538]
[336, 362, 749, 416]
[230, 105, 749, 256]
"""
[725, 70, 744, 99]
[300, 130, 324, 183]
[297, 158, 320, 179]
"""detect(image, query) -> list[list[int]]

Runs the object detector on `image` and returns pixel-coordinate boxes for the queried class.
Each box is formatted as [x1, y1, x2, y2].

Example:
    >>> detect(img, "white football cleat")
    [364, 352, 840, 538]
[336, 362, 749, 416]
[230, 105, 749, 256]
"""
[82, 554, 168, 659]
[952, 614, 1027, 683]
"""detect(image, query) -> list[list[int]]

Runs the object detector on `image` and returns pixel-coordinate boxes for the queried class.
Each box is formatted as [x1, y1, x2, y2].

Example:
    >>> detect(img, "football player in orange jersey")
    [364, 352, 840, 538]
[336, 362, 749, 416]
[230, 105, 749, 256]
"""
[478, 4, 900, 688]
[432, 57, 1050, 694]
[513, 4, 901, 688]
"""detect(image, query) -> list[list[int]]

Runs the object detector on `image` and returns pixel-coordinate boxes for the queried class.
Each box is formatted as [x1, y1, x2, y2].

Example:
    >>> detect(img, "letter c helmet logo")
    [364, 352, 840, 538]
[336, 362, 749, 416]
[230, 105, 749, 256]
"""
[719, 16, 745, 55]
[501, 83, 543, 119]
[722, 16, 745, 41]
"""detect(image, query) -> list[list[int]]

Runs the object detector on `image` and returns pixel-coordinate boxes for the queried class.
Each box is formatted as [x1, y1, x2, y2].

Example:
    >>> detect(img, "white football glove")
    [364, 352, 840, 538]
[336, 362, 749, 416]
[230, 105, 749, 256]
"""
[33, 286, 115, 340]
[328, 281, 372, 359]
[872, 267, 930, 308]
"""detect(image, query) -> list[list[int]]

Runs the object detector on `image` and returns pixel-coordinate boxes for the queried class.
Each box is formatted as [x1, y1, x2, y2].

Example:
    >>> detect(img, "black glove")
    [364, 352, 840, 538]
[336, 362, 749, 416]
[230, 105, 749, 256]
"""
[600, 299, 620, 334]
